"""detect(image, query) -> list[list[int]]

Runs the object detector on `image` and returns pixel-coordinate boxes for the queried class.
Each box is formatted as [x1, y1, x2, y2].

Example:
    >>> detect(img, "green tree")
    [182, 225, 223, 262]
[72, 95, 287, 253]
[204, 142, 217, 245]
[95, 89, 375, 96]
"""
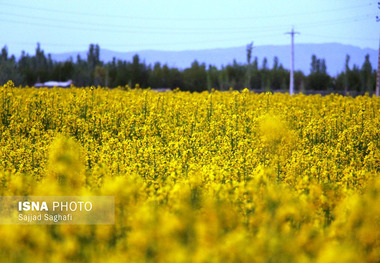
[307, 54, 331, 90]
[0, 46, 23, 85]
[183, 60, 207, 92]
[261, 57, 270, 90]
[226, 60, 246, 90]
[87, 44, 100, 71]
[73, 54, 91, 86]
[218, 66, 229, 91]
[130, 54, 149, 88]
[360, 54, 373, 93]
[94, 65, 107, 86]
[207, 65, 220, 91]
[149, 62, 163, 88]
[270, 57, 288, 91]
[246, 42, 254, 89]
[344, 54, 350, 93]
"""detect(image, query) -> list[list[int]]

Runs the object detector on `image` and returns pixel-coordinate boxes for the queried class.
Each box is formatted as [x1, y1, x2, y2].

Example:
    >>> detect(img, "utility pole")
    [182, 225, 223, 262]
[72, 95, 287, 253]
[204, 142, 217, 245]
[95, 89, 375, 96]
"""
[246, 42, 254, 90]
[376, 36, 380, 97]
[376, 2, 380, 96]
[286, 27, 299, 96]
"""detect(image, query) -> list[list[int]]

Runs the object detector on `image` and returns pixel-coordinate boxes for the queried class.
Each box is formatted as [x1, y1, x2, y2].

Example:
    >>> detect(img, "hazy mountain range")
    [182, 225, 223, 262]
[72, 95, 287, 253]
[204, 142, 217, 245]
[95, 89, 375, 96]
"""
[50, 43, 378, 76]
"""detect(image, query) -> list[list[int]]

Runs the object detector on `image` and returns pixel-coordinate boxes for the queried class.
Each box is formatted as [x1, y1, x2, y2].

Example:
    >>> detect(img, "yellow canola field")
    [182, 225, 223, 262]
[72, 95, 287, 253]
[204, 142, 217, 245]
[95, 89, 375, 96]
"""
[0, 81, 379, 262]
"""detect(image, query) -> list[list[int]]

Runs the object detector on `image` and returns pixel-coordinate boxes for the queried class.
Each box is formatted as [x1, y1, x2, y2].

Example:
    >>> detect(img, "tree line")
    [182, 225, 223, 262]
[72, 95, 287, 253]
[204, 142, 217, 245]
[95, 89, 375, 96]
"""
[0, 43, 377, 94]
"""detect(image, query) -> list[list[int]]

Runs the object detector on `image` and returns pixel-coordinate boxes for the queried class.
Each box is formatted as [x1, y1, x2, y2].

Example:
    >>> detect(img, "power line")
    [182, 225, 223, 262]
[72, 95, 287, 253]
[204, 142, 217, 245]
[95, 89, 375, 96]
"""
[0, 18, 285, 35]
[1, 2, 373, 22]
[302, 33, 378, 41]
[298, 15, 374, 29]
[0, 12, 283, 33]
[0, 10, 373, 32]
[0, 14, 372, 35]
[0, 15, 374, 55]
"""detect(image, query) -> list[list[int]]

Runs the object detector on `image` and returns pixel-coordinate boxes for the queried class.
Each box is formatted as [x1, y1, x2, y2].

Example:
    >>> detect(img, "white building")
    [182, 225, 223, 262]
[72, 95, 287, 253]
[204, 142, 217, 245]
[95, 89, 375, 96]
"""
[34, 80, 73, 88]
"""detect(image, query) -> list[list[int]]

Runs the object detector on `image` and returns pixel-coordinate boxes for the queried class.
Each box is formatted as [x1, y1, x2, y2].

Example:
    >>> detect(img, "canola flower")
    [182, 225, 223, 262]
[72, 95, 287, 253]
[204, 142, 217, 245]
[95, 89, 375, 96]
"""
[0, 80, 379, 262]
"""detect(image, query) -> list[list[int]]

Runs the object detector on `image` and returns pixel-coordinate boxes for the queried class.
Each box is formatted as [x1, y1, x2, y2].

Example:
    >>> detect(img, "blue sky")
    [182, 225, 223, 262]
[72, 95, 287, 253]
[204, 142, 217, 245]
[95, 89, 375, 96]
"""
[0, 0, 378, 56]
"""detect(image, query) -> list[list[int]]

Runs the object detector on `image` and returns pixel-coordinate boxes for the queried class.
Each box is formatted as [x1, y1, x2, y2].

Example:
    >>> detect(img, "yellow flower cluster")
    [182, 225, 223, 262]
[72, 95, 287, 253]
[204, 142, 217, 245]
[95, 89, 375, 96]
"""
[0, 81, 379, 262]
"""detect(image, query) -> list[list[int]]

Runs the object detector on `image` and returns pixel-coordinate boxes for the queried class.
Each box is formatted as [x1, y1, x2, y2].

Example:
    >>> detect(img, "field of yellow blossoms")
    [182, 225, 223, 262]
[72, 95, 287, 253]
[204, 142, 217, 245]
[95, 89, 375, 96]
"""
[0, 80, 379, 262]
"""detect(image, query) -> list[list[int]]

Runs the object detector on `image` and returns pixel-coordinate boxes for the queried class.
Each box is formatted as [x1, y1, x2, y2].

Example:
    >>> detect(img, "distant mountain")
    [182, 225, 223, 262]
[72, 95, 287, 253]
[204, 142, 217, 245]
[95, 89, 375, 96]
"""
[50, 43, 378, 76]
